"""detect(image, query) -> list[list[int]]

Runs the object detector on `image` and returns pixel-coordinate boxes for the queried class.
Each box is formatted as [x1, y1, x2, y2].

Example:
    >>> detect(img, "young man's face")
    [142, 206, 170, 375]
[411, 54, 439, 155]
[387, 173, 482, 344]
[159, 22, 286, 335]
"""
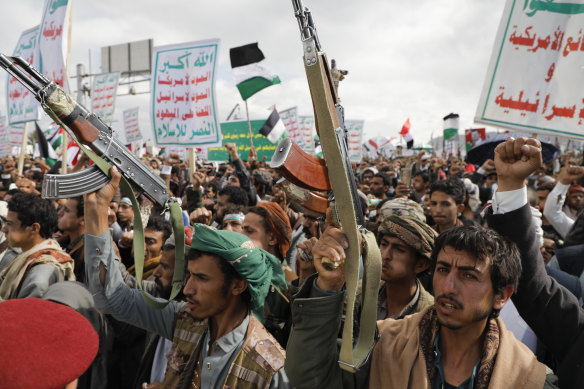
[369, 177, 387, 198]
[362, 171, 374, 185]
[116, 202, 133, 225]
[242, 212, 274, 253]
[4, 211, 35, 249]
[379, 235, 428, 284]
[567, 191, 584, 210]
[536, 189, 550, 211]
[430, 191, 462, 231]
[222, 219, 243, 233]
[432, 246, 508, 331]
[183, 254, 245, 320]
[57, 198, 83, 234]
[412, 176, 427, 193]
[153, 248, 175, 299]
[213, 194, 229, 224]
[144, 228, 165, 260]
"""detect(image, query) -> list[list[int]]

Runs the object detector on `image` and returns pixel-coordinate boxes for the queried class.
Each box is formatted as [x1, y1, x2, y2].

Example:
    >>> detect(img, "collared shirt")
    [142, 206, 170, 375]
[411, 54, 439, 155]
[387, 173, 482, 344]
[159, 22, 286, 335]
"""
[199, 315, 249, 388]
[433, 333, 480, 389]
[377, 280, 420, 320]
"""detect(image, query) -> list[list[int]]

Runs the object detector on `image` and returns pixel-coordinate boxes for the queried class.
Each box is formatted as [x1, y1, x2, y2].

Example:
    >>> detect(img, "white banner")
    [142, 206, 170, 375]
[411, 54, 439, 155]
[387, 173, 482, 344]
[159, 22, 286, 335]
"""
[151, 39, 221, 147]
[279, 106, 299, 142]
[9, 124, 24, 147]
[92, 72, 120, 123]
[8, 26, 41, 124]
[297, 115, 315, 153]
[0, 117, 9, 157]
[123, 107, 142, 143]
[345, 120, 365, 162]
[476, 0, 584, 139]
[39, 0, 69, 90]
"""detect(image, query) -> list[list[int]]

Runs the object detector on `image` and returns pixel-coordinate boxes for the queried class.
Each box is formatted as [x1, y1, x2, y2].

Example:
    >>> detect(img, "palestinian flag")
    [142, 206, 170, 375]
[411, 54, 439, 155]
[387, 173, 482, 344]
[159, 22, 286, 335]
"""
[400, 118, 414, 149]
[230, 43, 280, 101]
[34, 122, 58, 166]
[259, 108, 287, 144]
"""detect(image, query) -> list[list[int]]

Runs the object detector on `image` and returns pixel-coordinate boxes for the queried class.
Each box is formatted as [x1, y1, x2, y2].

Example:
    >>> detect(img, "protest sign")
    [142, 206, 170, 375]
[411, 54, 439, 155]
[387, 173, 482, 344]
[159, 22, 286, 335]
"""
[207, 120, 277, 162]
[92, 72, 120, 123]
[8, 26, 40, 124]
[123, 107, 142, 143]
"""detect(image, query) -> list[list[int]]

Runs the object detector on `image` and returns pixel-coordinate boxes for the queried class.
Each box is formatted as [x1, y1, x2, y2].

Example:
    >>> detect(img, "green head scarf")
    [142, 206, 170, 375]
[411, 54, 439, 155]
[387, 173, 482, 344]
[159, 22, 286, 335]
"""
[190, 224, 288, 319]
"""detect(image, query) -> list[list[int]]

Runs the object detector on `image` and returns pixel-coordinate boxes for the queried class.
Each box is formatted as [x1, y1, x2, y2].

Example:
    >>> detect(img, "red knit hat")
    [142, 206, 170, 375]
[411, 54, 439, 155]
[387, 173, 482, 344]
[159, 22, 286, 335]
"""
[568, 184, 584, 194]
[0, 298, 99, 389]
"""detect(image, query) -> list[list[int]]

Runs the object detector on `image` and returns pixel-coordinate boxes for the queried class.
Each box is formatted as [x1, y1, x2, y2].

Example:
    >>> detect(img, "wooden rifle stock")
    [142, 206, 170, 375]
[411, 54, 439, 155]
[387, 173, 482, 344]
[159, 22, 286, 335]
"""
[270, 137, 331, 191]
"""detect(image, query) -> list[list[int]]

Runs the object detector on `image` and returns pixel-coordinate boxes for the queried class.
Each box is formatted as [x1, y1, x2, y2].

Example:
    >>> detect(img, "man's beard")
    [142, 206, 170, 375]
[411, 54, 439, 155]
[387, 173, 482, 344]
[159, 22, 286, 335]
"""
[302, 225, 314, 238]
[437, 305, 492, 330]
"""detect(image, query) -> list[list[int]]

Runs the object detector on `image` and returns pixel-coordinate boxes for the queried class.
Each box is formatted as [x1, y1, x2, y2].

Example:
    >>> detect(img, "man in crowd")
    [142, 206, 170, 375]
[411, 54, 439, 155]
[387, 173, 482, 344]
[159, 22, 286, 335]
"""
[429, 178, 467, 233]
[284, 212, 556, 388]
[0, 192, 74, 300]
[486, 136, 580, 389]
[410, 171, 430, 204]
[127, 215, 172, 279]
[57, 196, 86, 283]
[190, 185, 249, 228]
[85, 166, 293, 388]
[369, 172, 391, 200]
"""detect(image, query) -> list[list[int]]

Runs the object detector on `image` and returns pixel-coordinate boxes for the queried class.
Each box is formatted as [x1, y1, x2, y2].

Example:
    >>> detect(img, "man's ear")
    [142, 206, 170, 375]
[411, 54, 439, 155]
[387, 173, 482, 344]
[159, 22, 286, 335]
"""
[414, 257, 431, 275]
[267, 232, 277, 247]
[457, 203, 465, 216]
[493, 285, 514, 311]
[30, 222, 41, 234]
[231, 279, 248, 296]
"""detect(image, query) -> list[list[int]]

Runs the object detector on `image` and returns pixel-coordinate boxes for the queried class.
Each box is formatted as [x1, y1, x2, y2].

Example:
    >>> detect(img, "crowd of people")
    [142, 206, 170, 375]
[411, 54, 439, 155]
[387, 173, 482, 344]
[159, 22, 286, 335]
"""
[0, 137, 583, 388]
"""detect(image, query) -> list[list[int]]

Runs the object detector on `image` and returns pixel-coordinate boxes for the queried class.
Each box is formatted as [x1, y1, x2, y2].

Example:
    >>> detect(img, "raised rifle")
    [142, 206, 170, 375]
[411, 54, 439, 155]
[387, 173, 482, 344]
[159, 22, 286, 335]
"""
[0, 54, 184, 308]
[280, 0, 382, 373]
[0, 54, 169, 206]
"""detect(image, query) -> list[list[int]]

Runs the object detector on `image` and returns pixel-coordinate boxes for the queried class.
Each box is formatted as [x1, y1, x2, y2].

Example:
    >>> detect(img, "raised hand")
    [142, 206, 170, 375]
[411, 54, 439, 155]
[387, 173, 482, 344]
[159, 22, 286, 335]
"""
[494, 137, 543, 191]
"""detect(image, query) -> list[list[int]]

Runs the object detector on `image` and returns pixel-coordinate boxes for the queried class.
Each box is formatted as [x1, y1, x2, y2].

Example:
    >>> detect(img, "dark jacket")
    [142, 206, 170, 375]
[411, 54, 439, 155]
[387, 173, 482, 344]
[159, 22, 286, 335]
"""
[487, 203, 584, 389]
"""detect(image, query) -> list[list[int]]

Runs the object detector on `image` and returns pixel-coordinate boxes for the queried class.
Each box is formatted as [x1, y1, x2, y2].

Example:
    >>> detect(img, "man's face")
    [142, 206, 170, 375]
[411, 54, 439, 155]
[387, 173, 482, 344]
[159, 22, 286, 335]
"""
[242, 212, 273, 252]
[536, 189, 550, 211]
[430, 191, 461, 230]
[153, 248, 175, 299]
[16, 178, 35, 193]
[568, 191, 584, 210]
[379, 235, 428, 283]
[485, 174, 498, 188]
[4, 210, 34, 249]
[433, 246, 505, 331]
[362, 171, 374, 185]
[144, 228, 165, 260]
[227, 175, 240, 187]
[301, 215, 319, 239]
[412, 176, 427, 192]
[57, 198, 83, 234]
[204, 186, 216, 199]
[183, 254, 240, 320]
[117, 202, 133, 225]
[369, 177, 387, 198]
[213, 194, 229, 224]
[222, 219, 243, 233]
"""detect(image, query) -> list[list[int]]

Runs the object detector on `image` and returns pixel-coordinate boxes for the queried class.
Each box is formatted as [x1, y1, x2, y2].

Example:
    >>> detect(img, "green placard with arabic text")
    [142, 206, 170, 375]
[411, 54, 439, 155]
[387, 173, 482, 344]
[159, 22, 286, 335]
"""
[207, 120, 277, 162]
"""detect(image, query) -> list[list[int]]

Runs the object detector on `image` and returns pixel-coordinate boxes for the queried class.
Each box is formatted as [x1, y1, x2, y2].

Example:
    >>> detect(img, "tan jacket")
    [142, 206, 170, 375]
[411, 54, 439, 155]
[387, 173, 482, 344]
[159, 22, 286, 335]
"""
[369, 306, 547, 389]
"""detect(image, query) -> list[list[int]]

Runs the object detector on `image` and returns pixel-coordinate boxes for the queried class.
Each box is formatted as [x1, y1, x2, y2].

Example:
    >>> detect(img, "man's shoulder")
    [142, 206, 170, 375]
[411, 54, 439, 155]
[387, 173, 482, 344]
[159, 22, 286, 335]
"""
[244, 314, 286, 374]
[377, 305, 428, 336]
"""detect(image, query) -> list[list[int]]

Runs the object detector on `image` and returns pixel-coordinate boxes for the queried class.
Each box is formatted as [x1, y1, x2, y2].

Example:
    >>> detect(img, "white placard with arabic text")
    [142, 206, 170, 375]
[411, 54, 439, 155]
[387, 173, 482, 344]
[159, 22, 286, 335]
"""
[298, 115, 315, 153]
[123, 107, 142, 143]
[476, 0, 584, 139]
[0, 117, 9, 157]
[345, 120, 365, 162]
[279, 106, 299, 141]
[8, 26, 41, 124]
[151, 39, 221, 147]
[39, 0, 69, 90]
[92, 72, 120, 123]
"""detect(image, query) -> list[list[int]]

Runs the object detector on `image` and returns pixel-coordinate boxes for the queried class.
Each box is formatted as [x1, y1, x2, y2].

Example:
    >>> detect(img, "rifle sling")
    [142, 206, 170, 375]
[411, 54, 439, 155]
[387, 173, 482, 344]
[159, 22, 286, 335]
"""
[47, 112, 185, 309]
[305, 57, 382, 372]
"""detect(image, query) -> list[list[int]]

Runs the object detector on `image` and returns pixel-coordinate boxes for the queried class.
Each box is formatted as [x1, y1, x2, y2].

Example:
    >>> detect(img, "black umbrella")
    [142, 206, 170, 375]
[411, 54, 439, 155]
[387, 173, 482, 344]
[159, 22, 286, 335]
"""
[466, 133, 558, 166]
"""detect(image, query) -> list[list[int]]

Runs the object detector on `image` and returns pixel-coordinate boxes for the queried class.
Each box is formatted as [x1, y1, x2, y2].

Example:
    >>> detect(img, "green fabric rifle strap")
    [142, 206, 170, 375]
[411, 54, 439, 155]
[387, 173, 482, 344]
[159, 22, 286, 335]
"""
[46, 112, 184, 309]
[304, 57, 382, 372]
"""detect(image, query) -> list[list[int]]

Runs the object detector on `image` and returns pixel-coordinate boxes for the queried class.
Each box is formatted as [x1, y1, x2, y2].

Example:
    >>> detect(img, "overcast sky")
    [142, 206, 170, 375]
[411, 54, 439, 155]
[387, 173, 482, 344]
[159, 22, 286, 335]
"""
[0, 0, 507, 146]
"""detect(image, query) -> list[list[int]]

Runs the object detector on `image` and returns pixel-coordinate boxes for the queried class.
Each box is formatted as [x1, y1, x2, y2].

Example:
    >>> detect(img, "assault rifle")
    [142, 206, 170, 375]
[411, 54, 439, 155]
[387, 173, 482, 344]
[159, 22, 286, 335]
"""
[276, 0, 382, 373]
[0, 54, 169, 207]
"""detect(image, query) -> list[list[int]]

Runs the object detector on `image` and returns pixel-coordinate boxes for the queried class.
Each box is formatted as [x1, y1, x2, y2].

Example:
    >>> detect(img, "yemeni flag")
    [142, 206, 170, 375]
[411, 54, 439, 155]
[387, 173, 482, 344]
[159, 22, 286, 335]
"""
[400, 118, 414, 149]
[230, 43, 281, 101]
[259, 108, 287, 143]
[443, 113, 459, 141]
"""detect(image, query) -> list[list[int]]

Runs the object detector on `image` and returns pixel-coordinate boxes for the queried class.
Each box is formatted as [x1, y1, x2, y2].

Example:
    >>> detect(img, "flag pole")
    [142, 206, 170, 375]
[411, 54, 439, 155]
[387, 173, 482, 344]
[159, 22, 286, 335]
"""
[245, 100, 254, 149]
[17, 122, 29, 176]
[61, 0, 74, 174]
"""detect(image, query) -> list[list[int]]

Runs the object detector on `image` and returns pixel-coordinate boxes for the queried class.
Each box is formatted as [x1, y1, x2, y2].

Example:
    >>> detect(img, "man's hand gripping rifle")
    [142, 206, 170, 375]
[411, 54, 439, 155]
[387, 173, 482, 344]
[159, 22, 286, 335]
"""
[0, 54, 169, 207]
[276, 0, 381, 373]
